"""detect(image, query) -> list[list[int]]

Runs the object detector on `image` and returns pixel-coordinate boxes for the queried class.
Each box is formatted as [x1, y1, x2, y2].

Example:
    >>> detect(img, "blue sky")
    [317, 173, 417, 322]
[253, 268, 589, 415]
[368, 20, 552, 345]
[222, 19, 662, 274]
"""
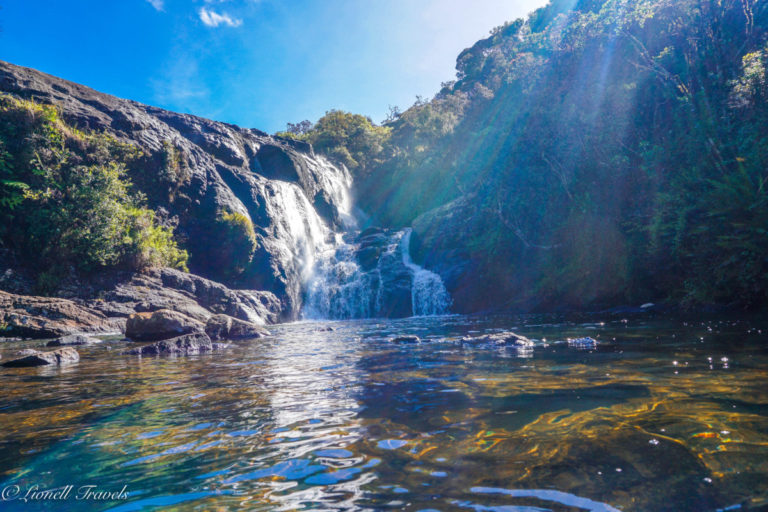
[0, 0, 546, 133]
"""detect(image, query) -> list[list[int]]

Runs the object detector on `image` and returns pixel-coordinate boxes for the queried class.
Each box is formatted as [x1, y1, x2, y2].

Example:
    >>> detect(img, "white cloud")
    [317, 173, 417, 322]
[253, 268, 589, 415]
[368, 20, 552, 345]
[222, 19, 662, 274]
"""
[146, 0, 164, 11]
[199, 8, 243, 28]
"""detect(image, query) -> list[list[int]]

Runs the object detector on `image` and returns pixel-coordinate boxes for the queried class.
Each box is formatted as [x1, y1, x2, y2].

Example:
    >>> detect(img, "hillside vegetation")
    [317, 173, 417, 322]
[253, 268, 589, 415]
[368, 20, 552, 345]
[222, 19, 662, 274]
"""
[0, 95, 188, 292]
[285, 0, 768, 311]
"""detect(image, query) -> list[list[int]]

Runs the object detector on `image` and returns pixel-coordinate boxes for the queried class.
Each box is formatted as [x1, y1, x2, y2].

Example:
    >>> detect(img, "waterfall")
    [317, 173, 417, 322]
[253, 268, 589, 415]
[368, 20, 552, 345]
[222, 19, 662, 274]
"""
[303, 228, 451, 319]
[303, 234, 376, 319]
[400, 229, 452, 316]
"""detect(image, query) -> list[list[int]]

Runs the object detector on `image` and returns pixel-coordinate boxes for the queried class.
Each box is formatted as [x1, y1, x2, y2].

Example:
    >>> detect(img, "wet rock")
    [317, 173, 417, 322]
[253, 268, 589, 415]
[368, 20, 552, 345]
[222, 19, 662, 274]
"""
[391, 335, 421, 344]
[83, 267, 281, 326]
[205, 314, 270, 341]
[354, 228, 391, 271]
[47, 334, 101, 347]
[568, 337, 598, 349]
[125, 309, 204, 341]
[1, 347, 79, 367]
[461, 332, 533, 346]
[122, 333, 215, 356]
[0, 290, 121, 339]
[375, 247, 413, 318]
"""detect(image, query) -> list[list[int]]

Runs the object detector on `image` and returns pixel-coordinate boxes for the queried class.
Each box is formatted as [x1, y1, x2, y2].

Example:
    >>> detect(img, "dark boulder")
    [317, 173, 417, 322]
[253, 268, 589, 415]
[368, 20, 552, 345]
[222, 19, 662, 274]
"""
[390, 335, 420, 344]
[125, 309, 204, 341]
[122, 333, 216, 356]
[375, 248, 413, 318]
[205, 314, 270, 341]
[1, 347, 79, 367]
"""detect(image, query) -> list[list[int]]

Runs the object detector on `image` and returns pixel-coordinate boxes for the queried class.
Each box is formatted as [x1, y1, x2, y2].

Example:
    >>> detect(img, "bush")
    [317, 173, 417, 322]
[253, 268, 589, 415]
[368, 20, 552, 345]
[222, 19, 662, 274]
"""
[216, 210, 257, 277]
[0, 94, 188, 289]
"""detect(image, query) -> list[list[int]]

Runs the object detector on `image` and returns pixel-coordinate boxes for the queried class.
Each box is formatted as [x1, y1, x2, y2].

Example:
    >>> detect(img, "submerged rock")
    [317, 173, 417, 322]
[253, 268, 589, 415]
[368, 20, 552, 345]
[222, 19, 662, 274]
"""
[125, 309, 204, 341]
[461, 332, 533, 347]
[47, 334, 101, 347]
[205, 314, 270, 341]
[568, 337, 598, 349]
[1, 347, 79, 367]
[122, 333, 216, 356]
[391, 335, 421, 344]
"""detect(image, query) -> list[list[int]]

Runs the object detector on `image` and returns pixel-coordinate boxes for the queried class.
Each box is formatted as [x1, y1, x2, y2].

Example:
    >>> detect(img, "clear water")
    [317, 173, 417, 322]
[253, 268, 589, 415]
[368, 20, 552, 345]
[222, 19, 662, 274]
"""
[1, 314, 767, 511]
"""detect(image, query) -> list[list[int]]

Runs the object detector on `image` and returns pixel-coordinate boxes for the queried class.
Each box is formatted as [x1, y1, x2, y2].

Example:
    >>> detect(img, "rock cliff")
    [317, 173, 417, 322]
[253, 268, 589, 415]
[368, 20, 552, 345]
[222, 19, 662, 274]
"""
[0, 60, 351, 319]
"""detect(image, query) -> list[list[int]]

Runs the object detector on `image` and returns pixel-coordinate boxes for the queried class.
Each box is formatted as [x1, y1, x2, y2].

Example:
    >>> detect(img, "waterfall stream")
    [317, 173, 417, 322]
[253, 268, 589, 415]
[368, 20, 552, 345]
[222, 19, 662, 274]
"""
[303, 228, 451, 319]
[399, 229, 452, 316]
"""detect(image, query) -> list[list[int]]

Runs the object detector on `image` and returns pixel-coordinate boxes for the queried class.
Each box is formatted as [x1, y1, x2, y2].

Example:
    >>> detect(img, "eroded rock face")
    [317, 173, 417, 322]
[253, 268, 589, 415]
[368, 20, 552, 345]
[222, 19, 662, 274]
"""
[411, 196, 489, 314]
[86, 267, 281, 326]
[1, 347, 79, 367]
[122, 333, 216, 356]
[205, 314, 270, 341]
[125, 309, 204, 341]
[0, 291, 121, 338]
[0, 60, 353, 320]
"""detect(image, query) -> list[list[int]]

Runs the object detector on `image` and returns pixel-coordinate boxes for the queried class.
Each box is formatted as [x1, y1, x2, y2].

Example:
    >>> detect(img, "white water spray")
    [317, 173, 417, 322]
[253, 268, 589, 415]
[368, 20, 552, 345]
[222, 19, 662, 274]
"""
[400, 228, 452, 316]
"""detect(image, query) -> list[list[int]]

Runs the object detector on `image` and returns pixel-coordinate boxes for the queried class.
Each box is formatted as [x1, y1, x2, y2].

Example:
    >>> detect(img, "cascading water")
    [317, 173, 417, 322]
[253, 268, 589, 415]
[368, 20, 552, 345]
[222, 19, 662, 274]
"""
[303, 228, 452, 319]
[266, 150, 451, 320]
[399, 228, 452, 316]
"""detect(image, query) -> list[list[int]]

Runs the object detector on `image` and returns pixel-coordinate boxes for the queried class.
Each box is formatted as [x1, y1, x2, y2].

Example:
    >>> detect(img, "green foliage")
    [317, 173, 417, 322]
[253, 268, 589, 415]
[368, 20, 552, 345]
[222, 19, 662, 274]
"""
[279, 110, 391, 178]
[344, 0, 768, 309]
[216, 210, 258, 278]
[0, 94, 188, 290]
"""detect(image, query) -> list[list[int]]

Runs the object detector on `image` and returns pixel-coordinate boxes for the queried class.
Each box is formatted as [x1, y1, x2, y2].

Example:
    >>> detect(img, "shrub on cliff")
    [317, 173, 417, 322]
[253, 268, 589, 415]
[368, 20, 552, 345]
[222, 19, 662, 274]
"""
[0, 94, 188, 291]
[216, 210, 258, 278]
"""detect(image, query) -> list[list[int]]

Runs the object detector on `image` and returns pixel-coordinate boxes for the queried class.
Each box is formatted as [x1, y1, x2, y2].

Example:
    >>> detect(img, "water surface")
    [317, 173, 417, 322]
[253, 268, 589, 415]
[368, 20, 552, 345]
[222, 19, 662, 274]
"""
[1, 315, 767, 511]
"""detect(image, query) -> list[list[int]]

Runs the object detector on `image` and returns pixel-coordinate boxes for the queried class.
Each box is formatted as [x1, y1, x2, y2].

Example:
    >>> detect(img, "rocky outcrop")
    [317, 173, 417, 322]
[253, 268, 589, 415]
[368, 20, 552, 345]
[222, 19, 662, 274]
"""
[0, 291, 122, 338]
[205, 314, 269, 341]
[87, 267, 281, 325]
[47, 334, 101, 347]
[1, 347, 79, 367]
[123, 333, 217, 356]
[0, 60, 353, 319]
[0, 264, 283, 339]
[125, 309, 204, 341]
[411, 196, 499, 314]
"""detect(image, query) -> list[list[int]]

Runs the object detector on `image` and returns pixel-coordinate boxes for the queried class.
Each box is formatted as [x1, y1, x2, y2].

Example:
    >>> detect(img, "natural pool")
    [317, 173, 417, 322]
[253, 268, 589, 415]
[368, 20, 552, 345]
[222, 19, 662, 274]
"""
[0, 314, 767, 511]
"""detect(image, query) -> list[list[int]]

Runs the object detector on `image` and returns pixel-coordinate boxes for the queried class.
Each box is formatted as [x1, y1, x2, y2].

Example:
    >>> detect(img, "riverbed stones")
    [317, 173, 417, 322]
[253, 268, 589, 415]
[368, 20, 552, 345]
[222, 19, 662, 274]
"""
[122, 333, 216, 356]
[391, 335, 421, 344]
[47, 334, 101, 347]
[1, 347, 80, 367]
[204, 314, 269, 341]
[125, 309, 204, 341]
[461, 332, 533, 346]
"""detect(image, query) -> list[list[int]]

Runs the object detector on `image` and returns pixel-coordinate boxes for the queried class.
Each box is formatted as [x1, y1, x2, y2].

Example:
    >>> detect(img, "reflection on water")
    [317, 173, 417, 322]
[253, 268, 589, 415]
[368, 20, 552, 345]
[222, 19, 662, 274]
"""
[0, 315, 767, 511]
